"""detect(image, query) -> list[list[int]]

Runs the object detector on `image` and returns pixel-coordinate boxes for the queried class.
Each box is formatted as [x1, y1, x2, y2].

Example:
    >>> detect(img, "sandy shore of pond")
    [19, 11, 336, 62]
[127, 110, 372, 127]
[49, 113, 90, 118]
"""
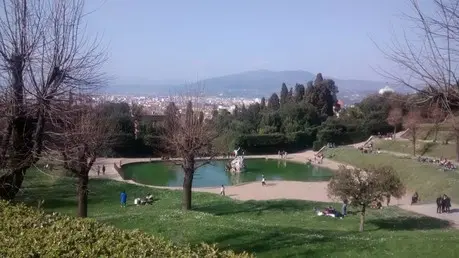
[90, 151, 360, 203]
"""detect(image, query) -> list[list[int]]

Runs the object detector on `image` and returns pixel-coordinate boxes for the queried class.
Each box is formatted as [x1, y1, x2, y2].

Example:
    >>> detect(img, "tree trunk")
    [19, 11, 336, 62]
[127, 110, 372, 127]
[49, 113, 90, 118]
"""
[359, 205, 366, 232]
[182, 170, 194, 210]
[433, 124, 439, 143]
[456, 134, 459, 162]
[393, 126, 396, 140]
[0, 168, 25, 200]
[77, 171, 89, 218]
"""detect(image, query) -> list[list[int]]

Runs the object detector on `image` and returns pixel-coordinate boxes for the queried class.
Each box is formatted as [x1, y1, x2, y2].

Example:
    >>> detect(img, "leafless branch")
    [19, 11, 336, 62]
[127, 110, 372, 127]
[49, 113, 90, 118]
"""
[0, 0, 107, 200]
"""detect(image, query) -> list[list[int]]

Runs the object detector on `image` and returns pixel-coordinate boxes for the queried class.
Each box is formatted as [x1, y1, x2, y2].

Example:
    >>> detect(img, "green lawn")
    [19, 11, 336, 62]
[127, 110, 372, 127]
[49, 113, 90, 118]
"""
[401, 123, 454, 142]
[15, 170, 459, 257]
[375, 139, 457, 160]
[326, 147, 459, 202]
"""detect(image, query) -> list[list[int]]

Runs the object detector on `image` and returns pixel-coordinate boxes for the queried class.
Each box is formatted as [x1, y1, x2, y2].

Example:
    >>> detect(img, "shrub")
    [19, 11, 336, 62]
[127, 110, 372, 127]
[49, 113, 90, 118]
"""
[234, 133, 288, 154]
[0, 201, 252, 258]
[286, 130, 316, 151]
[235, 130, 318, 154]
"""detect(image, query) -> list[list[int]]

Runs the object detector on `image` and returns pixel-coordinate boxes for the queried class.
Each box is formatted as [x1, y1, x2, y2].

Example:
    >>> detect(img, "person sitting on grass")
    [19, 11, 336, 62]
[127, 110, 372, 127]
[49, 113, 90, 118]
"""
[411, 192, 419, 205]
[120, 190, 127, 208]
[145, 193, 153, 204]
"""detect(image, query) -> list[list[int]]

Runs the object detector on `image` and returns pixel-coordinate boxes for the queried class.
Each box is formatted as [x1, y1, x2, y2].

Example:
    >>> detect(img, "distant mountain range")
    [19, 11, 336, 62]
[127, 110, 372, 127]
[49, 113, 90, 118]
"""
[107, 70, 411, 103]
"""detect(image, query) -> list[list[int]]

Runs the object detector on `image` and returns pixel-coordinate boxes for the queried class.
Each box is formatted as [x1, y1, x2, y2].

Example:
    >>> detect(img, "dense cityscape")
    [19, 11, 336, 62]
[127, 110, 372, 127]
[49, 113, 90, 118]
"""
[95, 89, 371, 117]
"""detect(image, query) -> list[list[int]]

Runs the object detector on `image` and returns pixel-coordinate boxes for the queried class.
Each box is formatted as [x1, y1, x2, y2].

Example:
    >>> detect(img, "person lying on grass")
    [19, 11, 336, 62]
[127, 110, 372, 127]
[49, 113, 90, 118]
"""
[314, 206, 344, 219]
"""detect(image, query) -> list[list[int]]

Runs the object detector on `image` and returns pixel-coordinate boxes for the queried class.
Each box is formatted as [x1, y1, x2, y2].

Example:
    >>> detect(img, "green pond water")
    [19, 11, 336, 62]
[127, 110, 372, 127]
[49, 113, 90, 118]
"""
[122, 159, 334, 187]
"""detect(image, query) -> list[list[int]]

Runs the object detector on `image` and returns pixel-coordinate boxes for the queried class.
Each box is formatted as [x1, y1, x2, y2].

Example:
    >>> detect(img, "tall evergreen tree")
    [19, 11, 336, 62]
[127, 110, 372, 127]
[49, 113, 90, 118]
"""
[260, 97, 266, 109]
[294, 84, 305, 102]
[268, 93, 280, 110]
[314, 73, 324, 86]
[288, 87, 294, 101]
[280, 83, 289, 105]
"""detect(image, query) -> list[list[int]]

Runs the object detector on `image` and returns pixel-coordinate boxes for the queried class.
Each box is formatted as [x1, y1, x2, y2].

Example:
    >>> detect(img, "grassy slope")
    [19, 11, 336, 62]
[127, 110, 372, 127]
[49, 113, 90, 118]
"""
[326, 147, 459, 202]
[375, 139, 457, 160]
[16, 171, 459, 257]
[402, 123, 454, 142]
[375, 140, 456, 160]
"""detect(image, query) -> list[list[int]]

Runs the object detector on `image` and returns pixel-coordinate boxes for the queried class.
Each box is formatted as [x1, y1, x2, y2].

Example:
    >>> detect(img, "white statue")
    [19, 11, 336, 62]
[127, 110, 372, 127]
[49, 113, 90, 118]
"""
[229, 156, 245, 173]
[233, 147, 241, 157]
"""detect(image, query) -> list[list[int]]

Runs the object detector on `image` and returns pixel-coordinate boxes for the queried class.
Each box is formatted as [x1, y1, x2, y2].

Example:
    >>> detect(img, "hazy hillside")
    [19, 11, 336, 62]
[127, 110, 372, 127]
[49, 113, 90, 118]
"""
[107, 70, 410, 103]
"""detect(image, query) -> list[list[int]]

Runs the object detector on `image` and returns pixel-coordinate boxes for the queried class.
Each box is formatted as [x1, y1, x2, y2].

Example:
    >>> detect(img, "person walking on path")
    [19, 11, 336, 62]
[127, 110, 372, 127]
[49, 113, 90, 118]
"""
[102, 165, 106, 175]
[97, 166, 100, 176]
[120, 190, 127, 208]
[220, 185, 225, 196]
[261, 175, 266, 186]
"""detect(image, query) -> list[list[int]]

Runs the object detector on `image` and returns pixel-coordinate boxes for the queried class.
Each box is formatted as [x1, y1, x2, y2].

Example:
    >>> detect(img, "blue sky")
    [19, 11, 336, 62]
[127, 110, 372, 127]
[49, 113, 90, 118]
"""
[86, 0, 423, 84]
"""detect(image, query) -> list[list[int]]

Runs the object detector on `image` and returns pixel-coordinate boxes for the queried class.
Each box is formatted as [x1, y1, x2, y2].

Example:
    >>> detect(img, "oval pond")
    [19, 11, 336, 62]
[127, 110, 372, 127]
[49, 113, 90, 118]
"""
[122, 159, 334, 187]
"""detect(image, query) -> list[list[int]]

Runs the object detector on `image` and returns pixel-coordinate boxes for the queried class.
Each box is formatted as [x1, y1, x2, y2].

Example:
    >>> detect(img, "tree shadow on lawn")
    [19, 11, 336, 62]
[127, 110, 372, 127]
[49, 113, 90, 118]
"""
[209, 226, 370, 257]
[370, 216, 452, 230]
[194, 199, 328, 216]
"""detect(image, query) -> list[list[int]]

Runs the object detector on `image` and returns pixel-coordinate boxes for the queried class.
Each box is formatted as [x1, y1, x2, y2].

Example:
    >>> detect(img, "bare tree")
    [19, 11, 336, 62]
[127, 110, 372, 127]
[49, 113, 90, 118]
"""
[404, 109, 422, 155]
[0, 0, 106, 199]
[430, 105, 447, 142]
[160, 92, 218, 210]
[387, 107, 403, 138]
[46, 104, 113, 217]
[376, 0, 459, 160]
[328, 165, 405, 232]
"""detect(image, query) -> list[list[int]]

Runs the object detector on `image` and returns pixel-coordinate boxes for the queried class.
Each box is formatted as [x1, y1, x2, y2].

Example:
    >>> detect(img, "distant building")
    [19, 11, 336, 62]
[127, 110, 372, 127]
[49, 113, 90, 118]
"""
[379, 84, 395, 95]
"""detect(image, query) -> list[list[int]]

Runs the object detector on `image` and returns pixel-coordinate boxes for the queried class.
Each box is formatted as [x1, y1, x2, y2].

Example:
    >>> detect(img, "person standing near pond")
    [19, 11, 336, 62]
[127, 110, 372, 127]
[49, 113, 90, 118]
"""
[120, 190, 127, 208]
[220, 185, 225, 196]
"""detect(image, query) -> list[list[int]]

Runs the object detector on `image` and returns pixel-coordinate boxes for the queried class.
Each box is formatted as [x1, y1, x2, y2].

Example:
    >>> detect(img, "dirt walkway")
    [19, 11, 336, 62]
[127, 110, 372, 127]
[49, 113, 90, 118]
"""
[91, 151, 459, 228]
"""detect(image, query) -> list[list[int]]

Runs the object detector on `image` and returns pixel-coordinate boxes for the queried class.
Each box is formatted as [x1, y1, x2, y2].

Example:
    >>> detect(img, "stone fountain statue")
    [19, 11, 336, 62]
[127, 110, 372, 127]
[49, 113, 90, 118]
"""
[226, 147, 245, 173]
[233, 147, 241, 157]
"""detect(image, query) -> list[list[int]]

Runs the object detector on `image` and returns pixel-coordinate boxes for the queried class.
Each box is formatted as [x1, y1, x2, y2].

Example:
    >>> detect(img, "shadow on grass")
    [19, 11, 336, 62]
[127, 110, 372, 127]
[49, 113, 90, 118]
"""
[194, 199, 330, 216]
[370, 216, 452, 230]
[210, 226, 368, 257]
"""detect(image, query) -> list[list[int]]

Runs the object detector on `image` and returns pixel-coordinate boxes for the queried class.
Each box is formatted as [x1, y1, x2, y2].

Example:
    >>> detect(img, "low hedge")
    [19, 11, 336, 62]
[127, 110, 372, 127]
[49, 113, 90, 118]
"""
[234, 130, 316, 154]
[0, 201, 252, 258]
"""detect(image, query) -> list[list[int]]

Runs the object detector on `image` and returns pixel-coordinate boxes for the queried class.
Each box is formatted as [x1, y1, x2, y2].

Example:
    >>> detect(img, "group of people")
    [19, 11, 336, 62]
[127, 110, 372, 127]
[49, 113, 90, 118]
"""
[119, 191, 155, 207]
[134, 193, 154, 206]
[314, 205, 345, 219]
[309, 153, 324, 164]
[96, 165, 106, 176]
[417, 156, 457, 171]
[277, 150, 288, 159]
[358, 142, 375, 154]
[314, 199, 348, 219]
[436, 194, 452, 213]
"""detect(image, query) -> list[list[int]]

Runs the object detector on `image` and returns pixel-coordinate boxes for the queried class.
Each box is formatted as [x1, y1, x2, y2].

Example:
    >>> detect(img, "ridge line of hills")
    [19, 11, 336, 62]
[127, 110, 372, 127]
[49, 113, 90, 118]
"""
[107, 70, 411, 103]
